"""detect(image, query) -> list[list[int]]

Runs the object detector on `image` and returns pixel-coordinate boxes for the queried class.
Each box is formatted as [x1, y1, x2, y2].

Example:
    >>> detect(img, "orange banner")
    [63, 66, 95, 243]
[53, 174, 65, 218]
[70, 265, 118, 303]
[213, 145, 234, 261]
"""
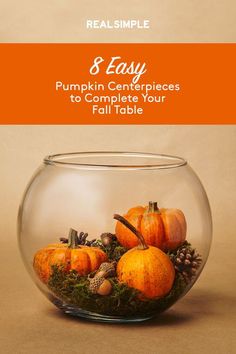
[0, 43, 235, 124]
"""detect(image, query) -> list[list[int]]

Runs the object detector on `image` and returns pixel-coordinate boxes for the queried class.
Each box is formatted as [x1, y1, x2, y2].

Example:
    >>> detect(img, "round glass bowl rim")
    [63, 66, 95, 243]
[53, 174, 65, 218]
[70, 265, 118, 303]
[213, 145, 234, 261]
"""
[44, 152, 187, 170]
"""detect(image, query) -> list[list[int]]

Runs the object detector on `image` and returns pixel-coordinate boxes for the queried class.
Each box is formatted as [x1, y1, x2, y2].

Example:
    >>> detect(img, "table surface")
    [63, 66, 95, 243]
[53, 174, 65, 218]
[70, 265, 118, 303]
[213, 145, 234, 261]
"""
[1, 231, 235, 354]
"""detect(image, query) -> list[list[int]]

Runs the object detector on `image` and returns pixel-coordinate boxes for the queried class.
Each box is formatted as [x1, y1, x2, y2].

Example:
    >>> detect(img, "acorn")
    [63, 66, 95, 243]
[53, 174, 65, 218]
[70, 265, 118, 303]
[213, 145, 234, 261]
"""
[100, 233, 114, 247]
[89, 276, 112, 296]
[95, 261, 116, 278]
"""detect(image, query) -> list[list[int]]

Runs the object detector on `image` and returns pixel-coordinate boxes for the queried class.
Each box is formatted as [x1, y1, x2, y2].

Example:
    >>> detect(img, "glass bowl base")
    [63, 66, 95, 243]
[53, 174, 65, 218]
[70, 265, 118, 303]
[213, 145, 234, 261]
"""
[52, 298, 154, 323]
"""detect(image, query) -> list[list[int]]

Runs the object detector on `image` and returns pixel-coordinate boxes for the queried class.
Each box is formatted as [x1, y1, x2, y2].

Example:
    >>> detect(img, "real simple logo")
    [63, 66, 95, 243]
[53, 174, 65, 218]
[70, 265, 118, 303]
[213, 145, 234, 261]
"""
[86, 19, 150, 29]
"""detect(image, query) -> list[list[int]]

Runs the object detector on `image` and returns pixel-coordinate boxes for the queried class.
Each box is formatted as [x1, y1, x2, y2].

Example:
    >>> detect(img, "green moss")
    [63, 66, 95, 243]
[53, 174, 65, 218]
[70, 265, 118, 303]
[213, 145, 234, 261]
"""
[47, 240, 202, 317]
[48, 266, 186, 317]
[92, 239, 128, 262]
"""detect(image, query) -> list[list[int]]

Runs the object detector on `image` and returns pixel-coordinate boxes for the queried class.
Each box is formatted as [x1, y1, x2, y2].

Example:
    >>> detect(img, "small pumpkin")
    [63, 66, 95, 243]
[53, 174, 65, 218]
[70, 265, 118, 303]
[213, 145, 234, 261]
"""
[114, 214, 175, 300]
[115, 205, 145, 249]
[33, 229, 107, 284]
[115, 201, 187, 251]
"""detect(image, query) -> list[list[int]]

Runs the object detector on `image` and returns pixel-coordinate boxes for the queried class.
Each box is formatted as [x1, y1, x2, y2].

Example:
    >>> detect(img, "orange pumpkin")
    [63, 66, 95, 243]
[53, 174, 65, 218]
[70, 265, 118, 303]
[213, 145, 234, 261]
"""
[115, 201, 187, 251]
[114, 214, 175, 299]
[33, 229, 107, 284]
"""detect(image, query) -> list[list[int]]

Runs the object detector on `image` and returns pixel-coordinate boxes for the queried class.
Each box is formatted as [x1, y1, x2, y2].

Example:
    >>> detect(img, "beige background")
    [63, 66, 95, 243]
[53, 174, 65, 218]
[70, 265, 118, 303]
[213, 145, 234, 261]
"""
[1, 1, 236, 353]
[0, 125, 236, 353]
[0, 0, 236, 42]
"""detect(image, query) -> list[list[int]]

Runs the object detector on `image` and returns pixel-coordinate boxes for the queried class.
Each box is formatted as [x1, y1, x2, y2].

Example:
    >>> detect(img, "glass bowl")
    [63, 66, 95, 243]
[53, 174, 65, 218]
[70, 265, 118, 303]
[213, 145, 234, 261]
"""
[18, 152, 212, 323]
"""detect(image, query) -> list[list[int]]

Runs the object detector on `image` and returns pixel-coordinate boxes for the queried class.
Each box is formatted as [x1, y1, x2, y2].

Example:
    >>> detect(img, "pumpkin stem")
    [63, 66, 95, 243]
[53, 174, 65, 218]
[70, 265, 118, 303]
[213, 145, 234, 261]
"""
[114, 214, 149, 250]
[68, 228, 80, 249]
[148, 201, 160, 214]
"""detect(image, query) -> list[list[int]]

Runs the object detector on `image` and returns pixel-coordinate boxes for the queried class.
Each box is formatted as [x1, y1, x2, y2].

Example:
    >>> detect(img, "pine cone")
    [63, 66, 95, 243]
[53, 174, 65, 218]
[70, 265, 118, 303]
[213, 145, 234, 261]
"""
[60, 232, 97, 247]
[169, 242, 202, 283]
